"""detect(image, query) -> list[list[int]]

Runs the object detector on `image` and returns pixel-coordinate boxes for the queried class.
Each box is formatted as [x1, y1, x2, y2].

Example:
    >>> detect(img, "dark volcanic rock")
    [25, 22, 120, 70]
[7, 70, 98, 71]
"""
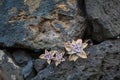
[0, 50, 24, 80]
[0, 0, 87, 49]
[31, 39, 120, 80]
[85, 0, 120, 41]
[12, 50, 31, 66]
[34, 59, 47, 72]
[22, 60, 33, 78]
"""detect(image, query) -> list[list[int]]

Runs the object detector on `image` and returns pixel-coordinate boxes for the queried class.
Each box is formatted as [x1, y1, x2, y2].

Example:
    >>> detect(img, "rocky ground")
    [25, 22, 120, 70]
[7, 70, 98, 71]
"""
[0, 0, 120, 80]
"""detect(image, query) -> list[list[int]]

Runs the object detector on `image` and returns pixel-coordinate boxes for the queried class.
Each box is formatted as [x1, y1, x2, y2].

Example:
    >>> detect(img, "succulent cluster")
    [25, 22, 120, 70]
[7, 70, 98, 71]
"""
[39, 50, 65, 66]
[39, 39, 88, 66]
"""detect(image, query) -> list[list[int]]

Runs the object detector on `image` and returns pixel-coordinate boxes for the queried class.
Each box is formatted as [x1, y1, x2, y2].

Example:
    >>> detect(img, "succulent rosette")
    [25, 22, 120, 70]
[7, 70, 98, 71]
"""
[39, 50, 55, 64]
[64, 39, 88, 61]
[53, 51, 65, 66]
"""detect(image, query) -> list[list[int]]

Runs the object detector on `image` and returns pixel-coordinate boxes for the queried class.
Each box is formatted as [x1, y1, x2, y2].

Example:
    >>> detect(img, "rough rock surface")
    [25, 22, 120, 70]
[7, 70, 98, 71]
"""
[0, 0, 120, 80]
[22, 60, 33, 78]
[34, 59, 47, 72]
[0, 50, 24, 80]
[32, 39, 120, 80]
[12, 50, 31, 66]
[0, 0, 87, 49]
[85, 0, 120, 41]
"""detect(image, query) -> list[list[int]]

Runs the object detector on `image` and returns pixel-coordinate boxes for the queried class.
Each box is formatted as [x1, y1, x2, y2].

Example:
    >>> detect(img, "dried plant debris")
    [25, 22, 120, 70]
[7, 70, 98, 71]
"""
[39, 39, 88, 66]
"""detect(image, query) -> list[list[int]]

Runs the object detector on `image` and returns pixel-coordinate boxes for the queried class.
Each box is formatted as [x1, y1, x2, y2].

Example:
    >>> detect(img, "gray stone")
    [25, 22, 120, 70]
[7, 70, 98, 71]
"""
[85, 0, 120, 41]
[0, 0, 87, 49]
[34, 59, 47, 72]
[31, 39, 120, 80]
[12, 50, 31, 66]
[0, 50, 24, 80]
[22, 60, 33, 78]
[67, 73, 80, 80]
[31, 62, 56, 80]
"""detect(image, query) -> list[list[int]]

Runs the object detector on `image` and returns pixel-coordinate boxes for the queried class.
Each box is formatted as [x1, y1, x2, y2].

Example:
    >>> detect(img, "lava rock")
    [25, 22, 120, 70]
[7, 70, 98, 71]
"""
[85, 0, 120, 41]
[0, 50, 24, 80]
[67, 73, 80, 80]
[0, 0, 87, 49]
[31, 39, 120, 80]
[12, 50, 31, 66]
[34, 59, 47, 72]
[31, 62, 56, 80]
[22, 60, 33, 78]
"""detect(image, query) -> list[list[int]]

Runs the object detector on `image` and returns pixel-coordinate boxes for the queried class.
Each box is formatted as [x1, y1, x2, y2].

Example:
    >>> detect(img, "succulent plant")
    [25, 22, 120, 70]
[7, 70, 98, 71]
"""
[39, 50, 65, 66]
[64, 39, 88, 61]
[39, 50, 55, 64]
[53, 51, 65, 66]
[39, 39, 88, 66]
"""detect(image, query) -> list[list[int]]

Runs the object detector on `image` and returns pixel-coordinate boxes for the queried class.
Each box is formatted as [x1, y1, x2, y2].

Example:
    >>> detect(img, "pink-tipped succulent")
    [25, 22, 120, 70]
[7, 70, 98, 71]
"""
[53, 51, 65, 66]
[64, 39, 88, 61]
[39, 50, 55, 64]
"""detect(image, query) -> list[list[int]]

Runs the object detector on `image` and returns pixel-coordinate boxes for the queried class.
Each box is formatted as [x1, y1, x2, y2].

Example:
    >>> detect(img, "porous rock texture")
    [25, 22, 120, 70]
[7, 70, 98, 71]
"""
[32, 39, 120, 80]
[0, 50, 24, 80]
[0, 40, 120, 80]
[85, 0, 120, 41]
[0, 0, 87, 49]
[0, 0, 120, 80]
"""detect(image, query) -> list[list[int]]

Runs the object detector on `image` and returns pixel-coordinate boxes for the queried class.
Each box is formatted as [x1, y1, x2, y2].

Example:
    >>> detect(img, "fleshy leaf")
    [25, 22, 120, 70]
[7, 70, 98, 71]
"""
[51, 51, 56, 56]
[47, 60, 51, 64]
[69, 55, 78, 61]
[72, 40, 76, 45]
[62, 58, 65, 61]
[82, 43, 88, 49]
[76, 39, 82, 44]
[39, 54, 45, 59]
[67, 52, 75, 55]
[77, 51, 87, 58]
[45, 49, 49, 53]
[55, 61, 61, 66]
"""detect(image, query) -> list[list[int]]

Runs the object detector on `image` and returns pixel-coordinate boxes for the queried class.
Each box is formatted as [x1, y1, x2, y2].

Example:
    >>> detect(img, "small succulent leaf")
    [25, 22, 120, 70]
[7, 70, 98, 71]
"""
[64, 42, 72, 51]
[51, 51, 56, 56]
[83, 43, 88, 49]
[45, 49, 49, 53]
[71, 50, 77, 54]
[62, 58, 65, 61]
[72, 40, 76, 45]
[47, 60, 51, 64]
[39, 54, 45, 59]
[69, 55, 78, 61]
[55, 61, 60, 66]
[76, 39, 82, 44]
[77, 51, 87, 58]
[67, 52, 74, 55]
